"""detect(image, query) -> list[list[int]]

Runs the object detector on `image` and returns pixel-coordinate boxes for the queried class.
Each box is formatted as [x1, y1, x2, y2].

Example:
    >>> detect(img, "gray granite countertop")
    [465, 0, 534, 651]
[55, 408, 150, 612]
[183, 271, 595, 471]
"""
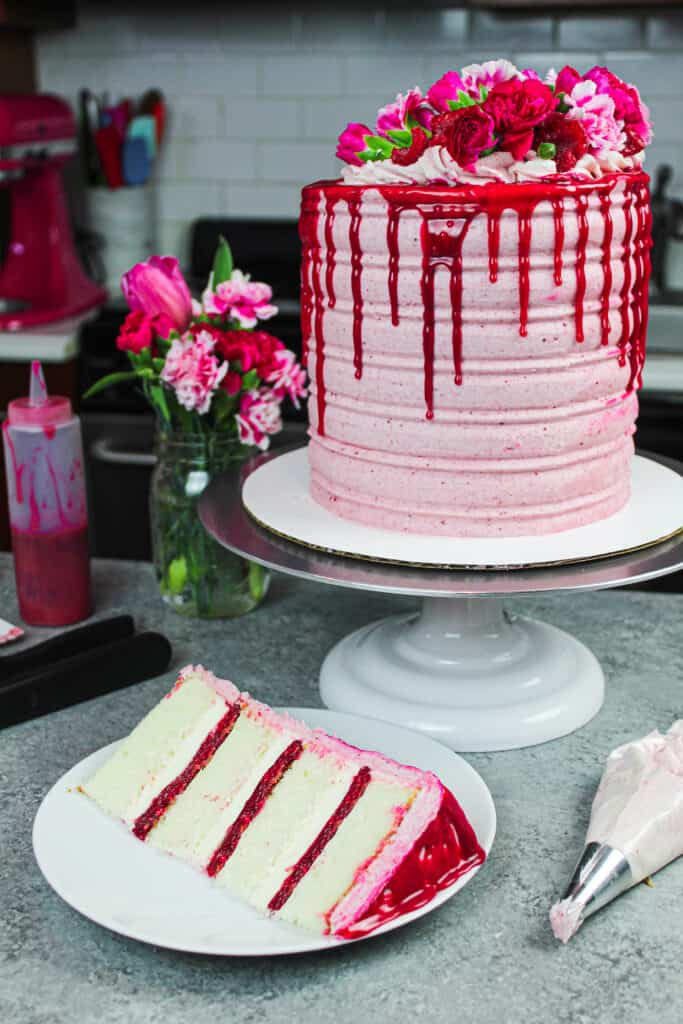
[1, 554, 682, 1024]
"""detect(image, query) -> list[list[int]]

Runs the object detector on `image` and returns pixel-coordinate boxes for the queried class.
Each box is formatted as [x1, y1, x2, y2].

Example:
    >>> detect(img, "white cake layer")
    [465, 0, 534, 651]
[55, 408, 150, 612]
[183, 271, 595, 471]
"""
[219, 748, 356, 909]
[82, 673, 228, 824]
[277, 778, 415, 932]
[148, 712, 290, 868]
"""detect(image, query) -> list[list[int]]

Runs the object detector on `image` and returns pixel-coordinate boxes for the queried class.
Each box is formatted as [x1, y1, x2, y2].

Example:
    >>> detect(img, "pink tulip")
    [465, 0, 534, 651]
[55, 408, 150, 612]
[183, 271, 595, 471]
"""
[121, 256, 193, 332]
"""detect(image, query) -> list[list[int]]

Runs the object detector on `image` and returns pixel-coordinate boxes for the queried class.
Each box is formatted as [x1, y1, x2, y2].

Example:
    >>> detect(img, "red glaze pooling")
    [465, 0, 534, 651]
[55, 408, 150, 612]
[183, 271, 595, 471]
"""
[207, 739, 304, 877]
[551, 197, 565, 286]
[517, 206, 532, 338]
[324, 195, 337, 309]
[574, 194, 590, 343]
[386, 202, 401, 325]
[268, 766, 372, 913]
[133, 703, 241, 841]
[487, 208, 501, 283]
[347, 196, 364, 379]
[599, 192, 613, 346]
[337, 788, 485, 939]
[301, 172, 649, 429]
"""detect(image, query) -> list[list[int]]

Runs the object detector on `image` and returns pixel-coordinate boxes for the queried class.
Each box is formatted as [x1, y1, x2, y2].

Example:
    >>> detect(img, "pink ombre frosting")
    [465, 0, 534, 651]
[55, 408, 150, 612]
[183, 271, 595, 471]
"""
[301, 173, 650, 536]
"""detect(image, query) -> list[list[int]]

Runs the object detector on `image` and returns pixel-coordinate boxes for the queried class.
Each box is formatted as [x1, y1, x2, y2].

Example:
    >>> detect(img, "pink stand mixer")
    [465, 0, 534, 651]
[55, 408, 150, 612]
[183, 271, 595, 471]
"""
[0, 94, 106, 329]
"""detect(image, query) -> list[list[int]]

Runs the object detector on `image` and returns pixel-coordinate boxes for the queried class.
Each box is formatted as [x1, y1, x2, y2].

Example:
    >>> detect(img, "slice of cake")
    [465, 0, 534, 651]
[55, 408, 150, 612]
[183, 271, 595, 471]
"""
[82, 666, 485, 937]
[301, 60, 653, 536]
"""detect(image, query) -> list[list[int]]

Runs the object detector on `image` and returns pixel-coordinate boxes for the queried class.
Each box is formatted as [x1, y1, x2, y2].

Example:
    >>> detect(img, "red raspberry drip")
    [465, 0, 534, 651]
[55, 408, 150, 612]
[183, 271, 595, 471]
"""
[268, 766, 372, 913]
[206, 739, 304, 877]
[336, 788, 486, 939]
[132, 703, 241, 841]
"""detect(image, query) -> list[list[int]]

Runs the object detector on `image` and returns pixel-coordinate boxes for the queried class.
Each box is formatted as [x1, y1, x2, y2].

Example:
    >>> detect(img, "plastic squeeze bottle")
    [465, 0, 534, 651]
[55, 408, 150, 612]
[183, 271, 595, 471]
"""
[2, 361, 92, 625]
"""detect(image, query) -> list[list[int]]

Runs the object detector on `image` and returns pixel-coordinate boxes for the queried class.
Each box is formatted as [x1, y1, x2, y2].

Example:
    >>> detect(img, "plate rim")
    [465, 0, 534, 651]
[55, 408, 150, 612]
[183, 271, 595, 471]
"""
[33, 706, 495, 957]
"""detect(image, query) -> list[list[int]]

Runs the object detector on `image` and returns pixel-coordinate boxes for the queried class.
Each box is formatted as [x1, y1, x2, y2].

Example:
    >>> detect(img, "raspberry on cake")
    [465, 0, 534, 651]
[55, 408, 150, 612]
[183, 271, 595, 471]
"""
[82, 666, 485, 938]
[301, 60, 653, 538]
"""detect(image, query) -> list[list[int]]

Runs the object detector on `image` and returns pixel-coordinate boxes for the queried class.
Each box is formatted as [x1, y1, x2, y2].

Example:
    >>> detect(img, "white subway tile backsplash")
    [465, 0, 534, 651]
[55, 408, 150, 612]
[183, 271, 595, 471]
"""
[646, 12, 683, 51]
[226, 183, 301, 220]
[158, 219, 192, 266]
[259, 142, 336, 184]
[222, 99, 299, 142]
[36, 3, 683, 262]
[175, 139, 257, 181]
[470, 12, 553, 51]
[558, 17, 643, 52]
[263, 55, 343, 97]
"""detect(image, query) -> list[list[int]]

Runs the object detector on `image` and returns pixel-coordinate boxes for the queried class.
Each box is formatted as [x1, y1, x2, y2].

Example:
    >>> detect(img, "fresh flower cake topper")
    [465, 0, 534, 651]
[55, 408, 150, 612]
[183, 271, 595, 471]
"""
[337, 60, 652, 183]
[86, 240, 306, 451]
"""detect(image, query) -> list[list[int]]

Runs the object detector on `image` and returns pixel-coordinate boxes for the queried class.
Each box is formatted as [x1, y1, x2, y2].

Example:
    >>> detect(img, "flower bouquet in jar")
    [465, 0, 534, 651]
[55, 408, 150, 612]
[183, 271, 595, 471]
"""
[85, 237, 307, 617]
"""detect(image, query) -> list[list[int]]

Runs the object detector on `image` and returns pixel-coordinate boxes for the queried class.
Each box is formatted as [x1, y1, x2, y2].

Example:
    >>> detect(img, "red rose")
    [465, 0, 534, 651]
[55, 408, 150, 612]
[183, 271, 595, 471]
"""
[116, 310, 173, 354]
[430, 105, 495, 170]
[483, 79, 556, 160]
[391, 128, 429, 166]
[535, 113, 588, 171]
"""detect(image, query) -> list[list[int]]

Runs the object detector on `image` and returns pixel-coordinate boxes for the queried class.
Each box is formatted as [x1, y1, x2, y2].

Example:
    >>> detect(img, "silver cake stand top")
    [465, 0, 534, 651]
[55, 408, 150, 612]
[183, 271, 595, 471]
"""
[199, 448, 683, 598]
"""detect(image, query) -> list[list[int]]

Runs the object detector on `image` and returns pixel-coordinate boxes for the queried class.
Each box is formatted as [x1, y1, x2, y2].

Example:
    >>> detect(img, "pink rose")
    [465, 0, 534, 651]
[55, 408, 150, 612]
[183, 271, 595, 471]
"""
[427, 71, 468, 113]
[116, 310, 175, 354]
[483, 78, 556, 160]
[461, 59, 520, 98]
[566, 80, 622, 157]
[430, 106, 495, 171]
[235, 389, 283, 451]
[202, 269, 278, 328]
[376, 88, 432, 136]
[121, 256, 193, 332]
[160, 329, 227, 415]
[266, 349, 307, 408]
[336, 122, 372, 166]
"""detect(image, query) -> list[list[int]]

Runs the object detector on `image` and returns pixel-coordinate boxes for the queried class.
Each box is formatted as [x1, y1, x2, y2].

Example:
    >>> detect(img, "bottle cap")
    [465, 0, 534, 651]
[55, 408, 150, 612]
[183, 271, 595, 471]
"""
[7, 360, 72, 428]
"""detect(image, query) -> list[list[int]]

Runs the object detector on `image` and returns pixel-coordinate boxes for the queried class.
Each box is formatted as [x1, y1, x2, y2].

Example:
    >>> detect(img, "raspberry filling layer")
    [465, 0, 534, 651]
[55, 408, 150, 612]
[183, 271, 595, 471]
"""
[133, 703, 241, 841]
[337, 788, 486, 939]
[268, 766, 372, 912]
[207, 739, 305, 877]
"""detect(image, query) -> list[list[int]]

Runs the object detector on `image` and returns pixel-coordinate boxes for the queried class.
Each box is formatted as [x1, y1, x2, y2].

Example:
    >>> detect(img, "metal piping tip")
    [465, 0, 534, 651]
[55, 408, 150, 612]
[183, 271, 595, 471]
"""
[550, 842, 633, 943]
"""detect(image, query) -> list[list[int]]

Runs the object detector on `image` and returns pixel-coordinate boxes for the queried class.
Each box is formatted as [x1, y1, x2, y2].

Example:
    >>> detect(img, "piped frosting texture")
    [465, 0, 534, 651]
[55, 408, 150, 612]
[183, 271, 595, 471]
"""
[300, 172, 651, 537]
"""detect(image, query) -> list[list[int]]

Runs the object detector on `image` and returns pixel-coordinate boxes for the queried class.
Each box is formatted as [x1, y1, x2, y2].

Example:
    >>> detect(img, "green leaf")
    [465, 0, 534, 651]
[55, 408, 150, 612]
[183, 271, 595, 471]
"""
[82, 371, 139, 400]
[479, 85, 489, 102]
[166, 556, 188, 595]
[447, 91, 477, 111]
[242, 369, 260, 391]
[365, 135, 394, 158]
[212, 235, 234, 287]
[385, 128, 413, 148]
[537, 142, 557, 160]
[149, 383, 171, 422]
[358, 149, 382, 163]
[248, 562, 267, 602]
[152, 357, 166, 372]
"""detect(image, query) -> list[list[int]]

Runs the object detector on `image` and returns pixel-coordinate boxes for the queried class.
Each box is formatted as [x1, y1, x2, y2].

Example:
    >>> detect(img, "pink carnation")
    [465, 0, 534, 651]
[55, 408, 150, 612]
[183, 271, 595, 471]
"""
[336, 122, 372, 166]
[482, 78, 556, 160]
[160, 329, 227, 415]
[202, 269, 278, 328]
[554, 65, 582, 97]
[566, 80, 623, 157]
[266, 348, 307, 408]
[427, 71, 467, 113]
[376, 88, 432, 136]
[583, 66, 652, 146]
[461, 59, 520, 98]
[235, 389, 283, 451]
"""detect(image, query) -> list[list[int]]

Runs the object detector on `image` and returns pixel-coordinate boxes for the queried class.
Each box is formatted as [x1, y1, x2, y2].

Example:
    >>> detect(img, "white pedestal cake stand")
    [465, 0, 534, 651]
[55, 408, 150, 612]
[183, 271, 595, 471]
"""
[199, 448, 683, 752]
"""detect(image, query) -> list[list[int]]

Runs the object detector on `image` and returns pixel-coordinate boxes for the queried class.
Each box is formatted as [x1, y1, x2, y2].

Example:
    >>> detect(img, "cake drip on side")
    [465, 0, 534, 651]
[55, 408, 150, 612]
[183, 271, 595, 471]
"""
[299, 173, 651, 430]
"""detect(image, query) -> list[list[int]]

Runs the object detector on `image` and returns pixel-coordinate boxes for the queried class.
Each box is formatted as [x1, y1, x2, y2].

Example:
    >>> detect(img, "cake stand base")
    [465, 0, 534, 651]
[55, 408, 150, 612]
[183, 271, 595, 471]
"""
[320, 597, 604, 752]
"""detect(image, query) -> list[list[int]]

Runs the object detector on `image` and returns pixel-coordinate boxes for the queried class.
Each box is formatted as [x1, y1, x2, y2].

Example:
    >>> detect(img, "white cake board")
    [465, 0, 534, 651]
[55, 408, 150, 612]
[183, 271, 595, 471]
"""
[200, 450, 683, 752]
[242, 449, 683, 569]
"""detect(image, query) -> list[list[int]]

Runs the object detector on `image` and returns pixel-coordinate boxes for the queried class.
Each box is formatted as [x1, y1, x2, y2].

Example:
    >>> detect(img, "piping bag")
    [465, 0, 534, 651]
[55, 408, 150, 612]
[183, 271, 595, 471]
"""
[550, 721, 683, 943]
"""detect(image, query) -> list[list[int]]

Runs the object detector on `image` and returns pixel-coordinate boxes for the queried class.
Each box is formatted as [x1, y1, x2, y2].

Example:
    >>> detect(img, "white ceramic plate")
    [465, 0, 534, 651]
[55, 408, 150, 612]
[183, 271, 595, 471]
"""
[242, 449, 683, 569]
[33, 708, 495, 956]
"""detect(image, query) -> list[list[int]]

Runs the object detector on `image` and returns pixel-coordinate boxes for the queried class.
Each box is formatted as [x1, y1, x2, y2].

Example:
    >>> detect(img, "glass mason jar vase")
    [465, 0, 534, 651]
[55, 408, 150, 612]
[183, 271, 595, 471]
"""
[150, 429, 269, 618]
